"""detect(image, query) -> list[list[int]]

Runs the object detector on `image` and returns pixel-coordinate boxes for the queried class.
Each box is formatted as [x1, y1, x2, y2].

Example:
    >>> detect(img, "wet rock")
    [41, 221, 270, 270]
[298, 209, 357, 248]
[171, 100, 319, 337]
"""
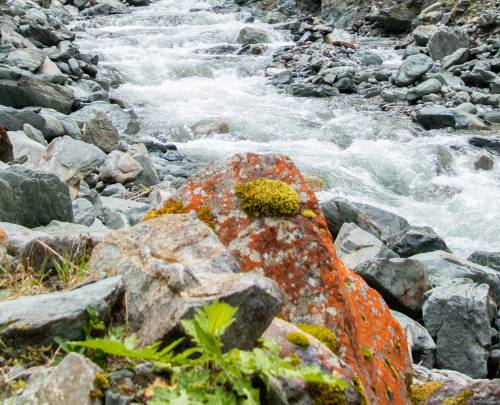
[0, 277, 124, 348]
[139, 136, 177, 153]
[289, 82, 338, 97]
[469, 137, 500, 154]
[191, 120, 229, 136]
[321, 197, 448, 257]
[237, 27, 270, 44]
[393, 54, 433, 86]
[415, 105, 468, 130]
[474, 151, 495, 170]
[411, 78, 442, 98]
[82, 0, 128, 16]
[9, 353, 103, 405]
[101, 183, 126, 197]
[391, 310, 435, 369]
[354, 258, 430, 316]
[412, 364, 500, 404]
[0, 166, 72, 228]
[410, 250, 500, 300]
[88, 214, 281, 349]
[99, 150, 142, 184]
[371, 2, 418, 32]
[334, 222, 398, 270]
[412, 25, 437, 46]
[359, 51, 383, 65]
[127, 143, 159, 186]
[422, 282, 497, 378]
[468, 251, 500, 272]
[167, 153, 412, 403]
[428, 26, 469, 61]
[74, 109, 121, 153]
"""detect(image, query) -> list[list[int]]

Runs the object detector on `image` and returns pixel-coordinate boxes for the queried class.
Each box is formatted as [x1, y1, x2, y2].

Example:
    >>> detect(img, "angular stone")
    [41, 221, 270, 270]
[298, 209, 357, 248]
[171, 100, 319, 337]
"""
[127, 143, 159, 186]
[237, 27, 271, 44]
[422, 282, 496, 378]
[8, 130, 46, 165]
[88, 214, 282, 350]
[99, 150, 142, 184]
[6, 48, 46, 72]
[393, 54, 433, 86]
[468, 251, 500, 272]
[334, 222, 398, 270]
[428, 26, 469, 61]
[416, 105, 469, 130]
[0, 277, 124, 348]
[78, 110, 121, 153]
[167, 153, 412, 404]
[0, 166, 72, 228]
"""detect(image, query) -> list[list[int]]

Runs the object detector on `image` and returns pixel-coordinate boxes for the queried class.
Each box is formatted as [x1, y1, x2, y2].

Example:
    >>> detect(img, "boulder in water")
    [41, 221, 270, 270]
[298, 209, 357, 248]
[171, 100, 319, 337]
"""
[237, 27, 271, 44]
[393, 54, 433, 87]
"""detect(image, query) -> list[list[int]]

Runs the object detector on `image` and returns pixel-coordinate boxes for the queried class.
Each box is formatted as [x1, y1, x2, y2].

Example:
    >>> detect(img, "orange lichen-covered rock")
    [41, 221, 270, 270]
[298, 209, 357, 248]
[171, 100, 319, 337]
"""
[168, 153, 412, 404]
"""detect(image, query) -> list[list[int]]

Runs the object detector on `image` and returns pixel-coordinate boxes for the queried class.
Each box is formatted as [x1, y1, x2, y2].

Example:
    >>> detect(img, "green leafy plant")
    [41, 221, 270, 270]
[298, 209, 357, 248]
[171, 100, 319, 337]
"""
[68, 301, 345, 404]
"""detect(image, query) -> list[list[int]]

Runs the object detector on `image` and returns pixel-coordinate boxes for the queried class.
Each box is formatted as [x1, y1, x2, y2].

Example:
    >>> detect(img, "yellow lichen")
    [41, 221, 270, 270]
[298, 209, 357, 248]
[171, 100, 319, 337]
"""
[195, 205, 215, 230]
[384, 357, 398, 378]
[143, 200, 215, 230]
[95, 371, 110, 390]
[353, 376, 369, 405]
[443, 389, 473, 405]
[385, 385, 393, 398]
[300, 209, 317, 219]
[235, 178, 300, 217]
[308, 381, 347, 405]
[410, 381, 443, 405]
[287, 332, 310, 348]
[360, 347, 373, 362]
[297, 323, 337, 353]
[288, 353, 302, 366]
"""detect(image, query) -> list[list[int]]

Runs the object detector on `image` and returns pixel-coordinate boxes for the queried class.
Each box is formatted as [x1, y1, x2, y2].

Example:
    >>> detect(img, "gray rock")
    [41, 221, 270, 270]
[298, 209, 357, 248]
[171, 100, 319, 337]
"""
[101, 183, 126, 197]
[23, 123, 47, 145]
[38, 108, 82, 141]
[99, 150, 142, 184]
[6, 48, 46, 72]
[8, 129, 46, 165]
[191, 120, 229, 136]
[237, 27, 271, 44]
[422, 282, 497, 378]
[78, 109, 121, 153]
[412, 78, 442, 98]
[474, 151, 495, 170]
[412, 364, 500, 404]
[359, 51, 383, 66]
[0, 277, 124, 348]
[0, 222, 49, 256]
[371, 2, 418, 32]
[72, 197, 97, 226]
[412, 25, 437, 46]
[334, 222, 398, 270]
[0, 105, 45, 133]
[354, 258, 430, 316]
[289, 82, 339, 97]
[128, 143, 159, 186]
[391, 310, 435, 368]
[37, 56, 63, 77]
[9, 353, 103, 405]
[82, 0, 128, 16]
[393, 54, 433, 86]
[0, 75, 74, 114]
[428, 26, 469, 61]
[411, 250, 500, 301]
[442, 48, 470, 70]
[415, 105, 468, 130]
[88, 215, 282, 349]
[468, 251, 500, 272]
[0, 166, 72, 228]
[321, 197, 448, 257]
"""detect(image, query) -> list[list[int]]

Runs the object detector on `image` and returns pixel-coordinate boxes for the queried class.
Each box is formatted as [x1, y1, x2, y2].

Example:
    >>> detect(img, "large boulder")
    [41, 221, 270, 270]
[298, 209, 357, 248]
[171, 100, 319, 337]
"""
[371, 1, 419, 33]
[468, 251, 500, 272]
[391, 310, 435, 369]
[6, 48, 46, 72]
[0, 277, 124, 348]
[393, 54, 433, 86]
[7, 353, 103, 405]
[422, 282, 497, 378]
[98, 150, 142, 184]
[73, 109, 121, 153]
[334, 222, 398, 270]
[88, 214, 282, 349]
[237, 27, 271, 44]
[411, 364, 500, 404]
[166, 153, 412, 404]
[415, 105, 469, 130]
[0, 166, 73, 228]
[7, 129, 46, 165]
[428, 26, 469, 61]
[321, 197, 449, 257]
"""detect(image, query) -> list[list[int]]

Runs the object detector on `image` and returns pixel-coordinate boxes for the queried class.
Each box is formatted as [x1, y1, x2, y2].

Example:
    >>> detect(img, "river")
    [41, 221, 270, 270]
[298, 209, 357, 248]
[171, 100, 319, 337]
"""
[75, 0, 500, 256]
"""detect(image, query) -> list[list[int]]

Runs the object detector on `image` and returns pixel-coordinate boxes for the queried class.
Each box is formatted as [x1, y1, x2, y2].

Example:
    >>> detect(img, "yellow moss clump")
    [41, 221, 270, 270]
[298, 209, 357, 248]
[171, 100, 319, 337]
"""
[443, 389, 473, 405]
[297, 323, 337, 353]
[95, 371, 110, 390]
[288, 353, 302, 366]
[384, 357, 398, 378]
[300, 209, 317, 219]
[410, 381, 443, 405]
[360, 347, 373, 362]
[308, 381, 347, 405]
[287, 332, 310, 348]
[352, 376, 369, 405]
[143, 200, 215, 230]
[235, 178, 300, 217]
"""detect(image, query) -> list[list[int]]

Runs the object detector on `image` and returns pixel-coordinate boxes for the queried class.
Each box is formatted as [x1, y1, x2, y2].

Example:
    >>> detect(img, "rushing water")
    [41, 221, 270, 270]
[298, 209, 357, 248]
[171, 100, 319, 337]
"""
[76, 0, 500, 256]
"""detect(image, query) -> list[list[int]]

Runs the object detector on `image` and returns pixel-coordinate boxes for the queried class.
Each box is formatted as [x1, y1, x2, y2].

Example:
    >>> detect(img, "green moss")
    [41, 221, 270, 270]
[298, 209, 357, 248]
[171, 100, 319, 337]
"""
[300, 209, 317, 219]
[288, 353, 302, 367]
[287, 332, 310, 348]
[235, 178, 300, 217]
[443, 389, 473, 405]
[352, 376, 369, 405]
[384, 357, 398, 378]
[297, 323, 337, 353]
[360, 347, 373, 362]
[308, 381, 347, 405]
[195, 205, 215, 230]
[410, 381, 443, 405]
[95, 372, 109, 390]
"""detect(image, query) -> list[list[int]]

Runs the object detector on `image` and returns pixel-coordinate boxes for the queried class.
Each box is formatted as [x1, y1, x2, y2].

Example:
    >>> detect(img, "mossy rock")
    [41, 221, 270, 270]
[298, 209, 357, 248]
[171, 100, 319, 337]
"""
[297, 323, 337, 353]
[235, 178, 300, 217]
[287, 332, 310, 347]
[410, 381, 443, 404]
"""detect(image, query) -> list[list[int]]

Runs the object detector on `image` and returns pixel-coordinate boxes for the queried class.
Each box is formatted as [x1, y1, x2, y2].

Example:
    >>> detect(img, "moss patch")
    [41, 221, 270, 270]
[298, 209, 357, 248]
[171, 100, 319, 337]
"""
[235, 178, 300, 217]
[287, 332, 310, 348]
[353, 376, 369, 405]
[410, 381, 443, 405]
[300, 209, 317, 219]
[443, 389, 473, 405]
[360, 347, 373, 362]
[143, 200, 215, 230]
[297, 323, 337, 352]
[308, 381, 347, 405]
[384, 357, 398, 378]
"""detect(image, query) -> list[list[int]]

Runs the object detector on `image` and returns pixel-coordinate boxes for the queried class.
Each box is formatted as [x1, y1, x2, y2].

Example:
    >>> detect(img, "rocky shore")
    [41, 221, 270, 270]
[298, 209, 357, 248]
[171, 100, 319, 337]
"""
[1, 0, 500, 404]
